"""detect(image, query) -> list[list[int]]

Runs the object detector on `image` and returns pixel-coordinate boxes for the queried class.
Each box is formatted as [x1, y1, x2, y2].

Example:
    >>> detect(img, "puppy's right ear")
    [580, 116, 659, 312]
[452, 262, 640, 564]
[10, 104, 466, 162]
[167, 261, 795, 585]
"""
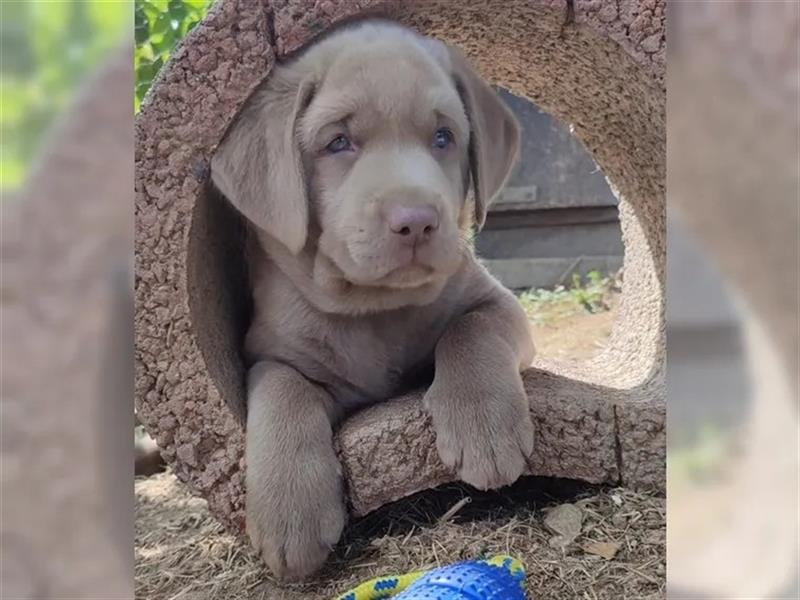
[446, 47, 520, 231]
[211, 74, 314, 255]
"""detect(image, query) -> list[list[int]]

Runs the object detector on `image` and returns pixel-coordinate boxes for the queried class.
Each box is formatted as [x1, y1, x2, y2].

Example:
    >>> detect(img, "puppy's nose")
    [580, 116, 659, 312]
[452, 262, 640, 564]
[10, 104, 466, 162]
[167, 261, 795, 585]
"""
[387, 205, 439, 245]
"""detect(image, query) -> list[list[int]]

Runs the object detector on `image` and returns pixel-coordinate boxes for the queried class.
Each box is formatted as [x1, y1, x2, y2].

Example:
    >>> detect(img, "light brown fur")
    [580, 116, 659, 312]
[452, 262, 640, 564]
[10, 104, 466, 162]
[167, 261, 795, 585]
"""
[211, 20, 535, 580]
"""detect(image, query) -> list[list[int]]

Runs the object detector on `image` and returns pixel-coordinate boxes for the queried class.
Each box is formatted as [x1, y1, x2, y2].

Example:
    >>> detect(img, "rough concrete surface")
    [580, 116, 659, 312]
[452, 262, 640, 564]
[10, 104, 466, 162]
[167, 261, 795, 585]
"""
[135, 0, 665, 533]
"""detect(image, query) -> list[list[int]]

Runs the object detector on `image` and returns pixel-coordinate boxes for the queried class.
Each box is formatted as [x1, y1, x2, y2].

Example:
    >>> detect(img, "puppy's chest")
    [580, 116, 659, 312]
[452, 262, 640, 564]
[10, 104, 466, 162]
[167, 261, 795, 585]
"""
[268, 306, 448, 402]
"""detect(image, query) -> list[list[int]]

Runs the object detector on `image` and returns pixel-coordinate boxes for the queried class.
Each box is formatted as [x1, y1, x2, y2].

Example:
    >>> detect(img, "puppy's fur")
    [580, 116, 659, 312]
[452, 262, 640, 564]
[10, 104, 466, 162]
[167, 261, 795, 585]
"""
[211, 20, 535, 580]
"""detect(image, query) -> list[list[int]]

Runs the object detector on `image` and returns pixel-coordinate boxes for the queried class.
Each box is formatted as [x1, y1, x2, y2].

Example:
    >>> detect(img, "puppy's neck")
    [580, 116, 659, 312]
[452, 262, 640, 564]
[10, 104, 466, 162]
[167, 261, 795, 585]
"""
[250, 228, 457, 316]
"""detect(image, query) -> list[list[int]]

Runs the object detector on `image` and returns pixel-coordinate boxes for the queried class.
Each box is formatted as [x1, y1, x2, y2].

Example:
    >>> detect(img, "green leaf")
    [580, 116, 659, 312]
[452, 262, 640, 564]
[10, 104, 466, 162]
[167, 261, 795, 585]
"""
[136, 80, 153, 102]
[167, 0, 187, 22]
[135, 6, 150, 44]
[185, 0, 211, 10]
[136, 57, 162, 82]
[151, 11, 171, 35]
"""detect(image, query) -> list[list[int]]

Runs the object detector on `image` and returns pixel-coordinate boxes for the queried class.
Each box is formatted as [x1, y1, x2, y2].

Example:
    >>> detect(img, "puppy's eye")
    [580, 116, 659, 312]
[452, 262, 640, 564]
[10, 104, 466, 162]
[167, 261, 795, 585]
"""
[432, 127, 454, 149]
[325, 134, 353, 154]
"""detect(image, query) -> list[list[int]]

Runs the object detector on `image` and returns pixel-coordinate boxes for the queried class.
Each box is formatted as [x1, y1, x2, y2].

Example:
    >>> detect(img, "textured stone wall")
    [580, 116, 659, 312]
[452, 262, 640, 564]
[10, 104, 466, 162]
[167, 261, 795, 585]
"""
[135, 0, 665, 533]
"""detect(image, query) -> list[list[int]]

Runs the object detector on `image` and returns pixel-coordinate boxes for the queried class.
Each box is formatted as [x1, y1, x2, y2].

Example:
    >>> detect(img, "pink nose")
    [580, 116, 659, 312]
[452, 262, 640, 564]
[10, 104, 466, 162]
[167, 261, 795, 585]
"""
[387, 205, 439, 245]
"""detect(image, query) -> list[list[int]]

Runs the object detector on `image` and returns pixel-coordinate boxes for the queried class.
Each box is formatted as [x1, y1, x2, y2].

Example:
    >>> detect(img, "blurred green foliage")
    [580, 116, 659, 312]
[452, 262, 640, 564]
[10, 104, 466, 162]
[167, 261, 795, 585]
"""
[1, 1, 131, 190]
[134, 0, 213, 112]
[668, 424, 732, 486]
[1, 1, 213, 191]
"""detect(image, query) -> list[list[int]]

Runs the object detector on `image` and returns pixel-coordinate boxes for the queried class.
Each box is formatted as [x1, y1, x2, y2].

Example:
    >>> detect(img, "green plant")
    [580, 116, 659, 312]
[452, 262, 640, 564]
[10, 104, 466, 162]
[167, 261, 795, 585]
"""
[134, 0, 213, 112]
[516, 270, 617, 324]
[569, 270, 609, 313]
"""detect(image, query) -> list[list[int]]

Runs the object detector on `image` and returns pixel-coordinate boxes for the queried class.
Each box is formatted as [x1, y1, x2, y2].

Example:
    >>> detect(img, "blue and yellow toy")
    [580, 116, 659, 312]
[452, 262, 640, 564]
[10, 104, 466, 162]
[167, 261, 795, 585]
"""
[334, 554, 526, 600]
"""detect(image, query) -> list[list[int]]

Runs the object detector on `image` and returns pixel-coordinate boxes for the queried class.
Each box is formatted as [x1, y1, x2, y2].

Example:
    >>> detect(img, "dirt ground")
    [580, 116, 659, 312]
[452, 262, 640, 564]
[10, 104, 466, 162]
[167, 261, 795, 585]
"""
[528, 298, 616, 361]
[135, 288, 666, 599]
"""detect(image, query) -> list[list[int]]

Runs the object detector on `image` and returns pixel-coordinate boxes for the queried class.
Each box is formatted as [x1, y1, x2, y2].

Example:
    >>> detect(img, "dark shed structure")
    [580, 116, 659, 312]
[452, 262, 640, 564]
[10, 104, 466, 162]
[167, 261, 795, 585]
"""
[478, 89, 623, 290]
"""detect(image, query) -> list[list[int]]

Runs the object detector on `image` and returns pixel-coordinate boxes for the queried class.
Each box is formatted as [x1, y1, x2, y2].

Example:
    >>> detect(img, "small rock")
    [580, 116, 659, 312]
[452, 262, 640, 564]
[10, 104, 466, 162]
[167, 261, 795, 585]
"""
[544, 503, 583, 548]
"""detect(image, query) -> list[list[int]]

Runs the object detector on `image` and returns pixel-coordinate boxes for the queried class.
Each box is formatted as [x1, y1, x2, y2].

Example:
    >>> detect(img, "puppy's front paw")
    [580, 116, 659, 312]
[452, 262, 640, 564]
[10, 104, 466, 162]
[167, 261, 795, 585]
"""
[246, 452, 346, 580]
[425, 379, 534, 490]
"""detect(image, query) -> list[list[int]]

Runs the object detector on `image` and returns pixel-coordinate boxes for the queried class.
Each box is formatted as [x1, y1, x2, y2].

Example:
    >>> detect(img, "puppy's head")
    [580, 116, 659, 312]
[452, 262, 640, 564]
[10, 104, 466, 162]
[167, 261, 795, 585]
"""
[212, 21, 519, 293]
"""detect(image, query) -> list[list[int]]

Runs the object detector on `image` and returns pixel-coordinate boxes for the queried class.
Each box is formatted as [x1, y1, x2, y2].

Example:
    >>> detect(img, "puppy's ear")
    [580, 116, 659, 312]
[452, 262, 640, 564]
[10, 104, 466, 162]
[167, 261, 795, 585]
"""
[447, 47, 520, 230]
[211, 74, 314, 254]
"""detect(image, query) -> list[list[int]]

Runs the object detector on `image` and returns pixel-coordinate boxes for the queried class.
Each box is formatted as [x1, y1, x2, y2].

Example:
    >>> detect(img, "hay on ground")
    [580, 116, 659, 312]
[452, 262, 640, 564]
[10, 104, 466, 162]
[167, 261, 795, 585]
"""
[136, 472, 664, 600]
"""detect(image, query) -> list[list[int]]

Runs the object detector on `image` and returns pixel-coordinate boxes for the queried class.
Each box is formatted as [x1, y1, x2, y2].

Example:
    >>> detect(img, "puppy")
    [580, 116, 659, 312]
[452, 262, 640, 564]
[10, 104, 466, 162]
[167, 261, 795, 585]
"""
[211, 20, 535, 580]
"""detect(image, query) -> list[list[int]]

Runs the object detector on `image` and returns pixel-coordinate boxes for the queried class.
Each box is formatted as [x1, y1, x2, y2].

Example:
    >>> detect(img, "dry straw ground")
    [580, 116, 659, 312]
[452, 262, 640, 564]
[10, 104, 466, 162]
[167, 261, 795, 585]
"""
[135, 473, 665, 599]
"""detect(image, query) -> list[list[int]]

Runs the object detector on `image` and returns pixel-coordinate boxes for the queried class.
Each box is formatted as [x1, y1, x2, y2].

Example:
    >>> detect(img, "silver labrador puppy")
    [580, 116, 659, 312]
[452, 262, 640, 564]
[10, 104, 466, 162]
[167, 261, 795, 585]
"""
[211, 20, 535, 580]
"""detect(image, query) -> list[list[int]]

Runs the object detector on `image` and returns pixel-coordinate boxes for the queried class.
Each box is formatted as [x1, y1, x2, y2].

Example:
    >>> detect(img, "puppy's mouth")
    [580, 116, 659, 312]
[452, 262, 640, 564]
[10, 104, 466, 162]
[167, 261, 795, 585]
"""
[368, 261, 437, 288]
[314, 222, 469, 292]
[338, 256, 438, 289]
[317, 242, 441, 290]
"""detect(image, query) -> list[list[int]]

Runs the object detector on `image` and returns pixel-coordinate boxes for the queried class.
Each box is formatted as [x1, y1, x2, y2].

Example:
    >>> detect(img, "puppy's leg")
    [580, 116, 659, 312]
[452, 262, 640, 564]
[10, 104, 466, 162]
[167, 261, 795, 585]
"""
[424, 292, 536, 490]
[246, 360, 345, 580]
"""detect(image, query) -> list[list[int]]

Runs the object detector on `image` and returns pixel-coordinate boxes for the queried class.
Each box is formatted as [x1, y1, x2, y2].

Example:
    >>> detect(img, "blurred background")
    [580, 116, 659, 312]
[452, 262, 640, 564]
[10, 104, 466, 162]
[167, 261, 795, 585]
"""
[2, 1, 134, 598]
[1, 1, 131, 190]
[1, 1, 797, 598]
[667, 2, 799, 598]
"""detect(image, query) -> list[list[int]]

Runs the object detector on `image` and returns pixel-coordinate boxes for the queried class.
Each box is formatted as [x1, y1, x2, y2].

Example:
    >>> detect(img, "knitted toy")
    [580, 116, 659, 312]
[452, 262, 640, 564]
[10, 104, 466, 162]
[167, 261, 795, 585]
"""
[334, 554, 526, 599]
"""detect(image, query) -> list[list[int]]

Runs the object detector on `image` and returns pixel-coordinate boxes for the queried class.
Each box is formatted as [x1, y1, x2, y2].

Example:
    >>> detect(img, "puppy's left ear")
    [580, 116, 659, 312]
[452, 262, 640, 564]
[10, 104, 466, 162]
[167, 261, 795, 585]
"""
[447, 47, 520, 230]
[210, 73, 315, 255]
